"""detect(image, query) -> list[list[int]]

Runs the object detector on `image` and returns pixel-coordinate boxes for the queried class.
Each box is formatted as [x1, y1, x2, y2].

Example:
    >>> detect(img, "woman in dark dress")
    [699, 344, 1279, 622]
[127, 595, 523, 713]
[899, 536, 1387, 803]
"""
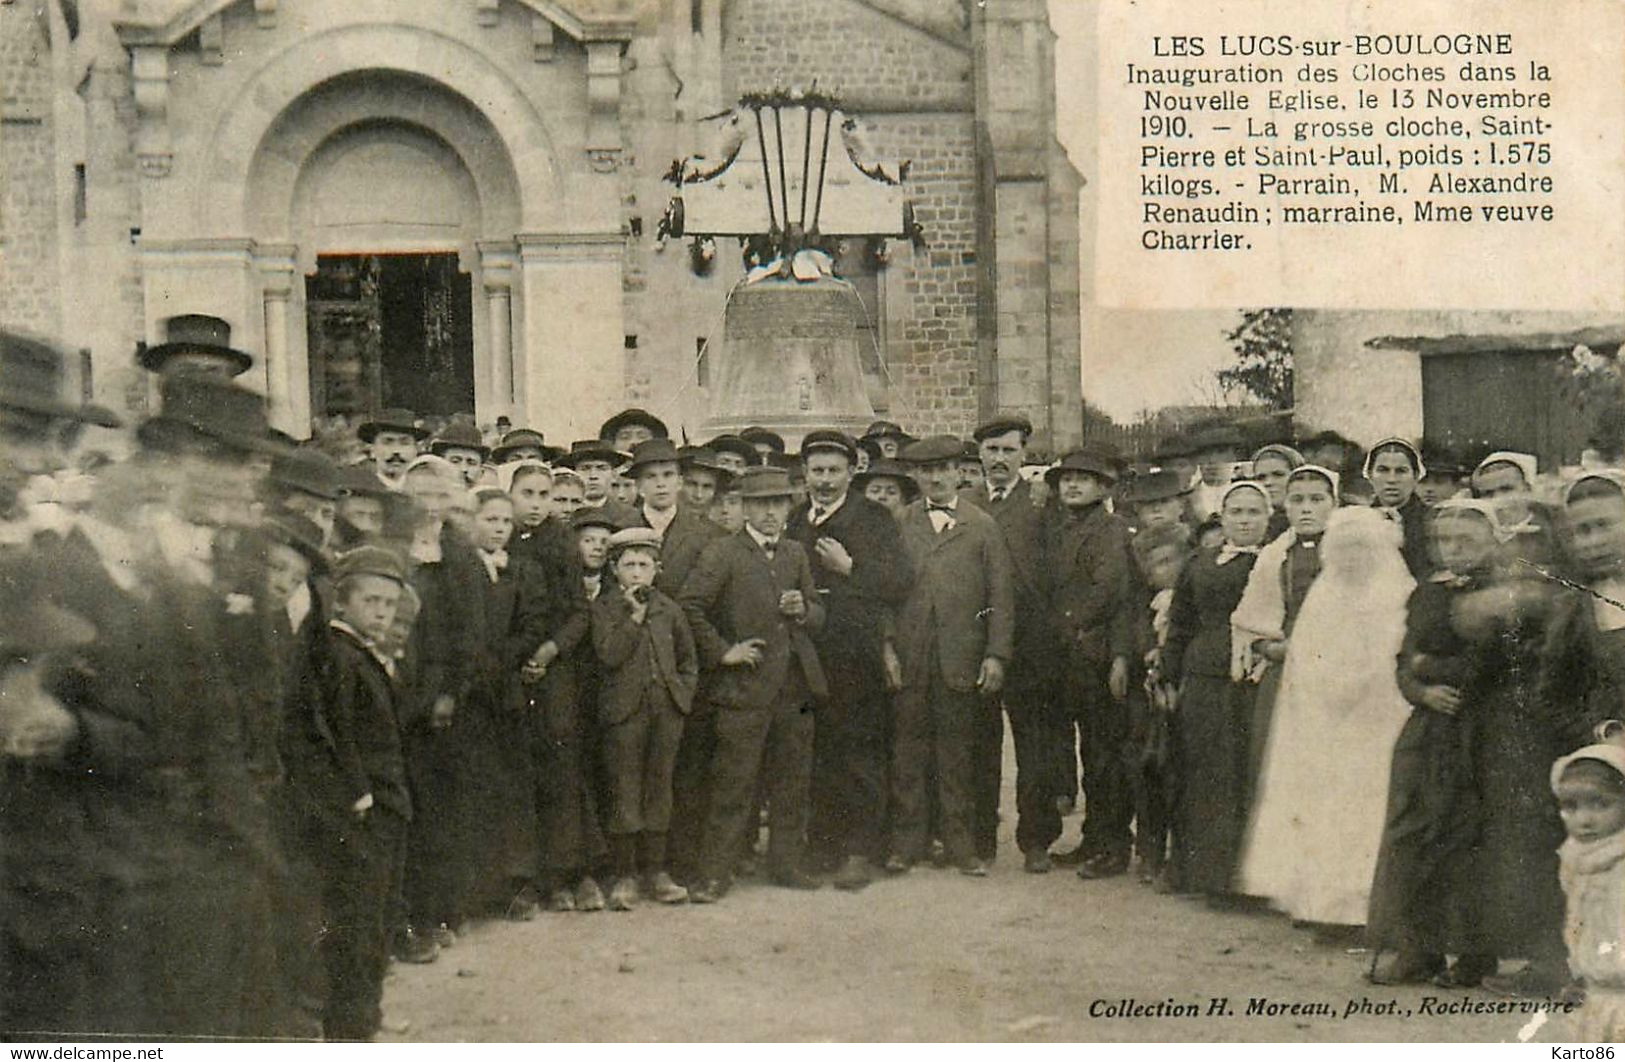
[1369, 487, 1594, 992]
[1163, 480, 1270, 897]
[1368, 500, 1505, 984]
[1363, 437, 1433, 579]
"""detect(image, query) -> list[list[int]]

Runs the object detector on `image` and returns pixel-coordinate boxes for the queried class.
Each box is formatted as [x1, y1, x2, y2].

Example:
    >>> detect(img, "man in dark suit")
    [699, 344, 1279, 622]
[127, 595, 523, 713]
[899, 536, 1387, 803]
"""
[1045, 442, 1141, 880]
[966, 414, 1062, 872]
[785, 430, 914, 889]
[887, 435, 1015, 877]
[679, 467, 828, 901]
[627, 436, 727, 883]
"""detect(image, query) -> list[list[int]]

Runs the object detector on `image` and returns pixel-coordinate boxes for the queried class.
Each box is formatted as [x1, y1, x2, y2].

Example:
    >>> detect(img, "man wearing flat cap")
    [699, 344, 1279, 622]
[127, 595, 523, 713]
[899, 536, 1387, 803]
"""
[967, 413, 1065, 872]
[1044, 441, 1141, 880]
[785, 429, 914, 889]
[886, 435, 1014, 878]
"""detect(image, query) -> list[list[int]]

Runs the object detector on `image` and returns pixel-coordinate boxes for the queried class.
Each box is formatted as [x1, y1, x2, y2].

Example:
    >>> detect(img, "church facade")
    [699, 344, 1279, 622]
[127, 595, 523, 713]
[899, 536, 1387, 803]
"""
[1, 0, 1081, 450]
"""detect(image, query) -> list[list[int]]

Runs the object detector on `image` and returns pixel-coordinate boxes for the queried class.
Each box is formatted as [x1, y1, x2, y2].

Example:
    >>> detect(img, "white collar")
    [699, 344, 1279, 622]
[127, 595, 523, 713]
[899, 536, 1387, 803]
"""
[746, 524, 780, 551]
[644, 503, 678, 535]
[330, 618, 393, 672]
[808, 492, 847, 523]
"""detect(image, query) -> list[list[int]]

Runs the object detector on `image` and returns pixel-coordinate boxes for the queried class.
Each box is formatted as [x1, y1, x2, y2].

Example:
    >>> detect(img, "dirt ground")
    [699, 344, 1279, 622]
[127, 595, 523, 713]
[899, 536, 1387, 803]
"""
[381, 739, 1571, 1043]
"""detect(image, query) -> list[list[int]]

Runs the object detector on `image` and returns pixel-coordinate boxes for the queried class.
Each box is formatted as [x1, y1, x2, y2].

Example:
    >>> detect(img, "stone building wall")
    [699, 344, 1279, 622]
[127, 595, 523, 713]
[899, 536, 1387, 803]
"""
[0, 7, 60, 337]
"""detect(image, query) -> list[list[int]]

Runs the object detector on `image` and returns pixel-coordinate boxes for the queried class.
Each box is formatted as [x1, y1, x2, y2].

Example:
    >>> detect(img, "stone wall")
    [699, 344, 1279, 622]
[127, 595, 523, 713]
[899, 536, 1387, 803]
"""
[721, 0, 972, 109]
[0, 6, 59, 336]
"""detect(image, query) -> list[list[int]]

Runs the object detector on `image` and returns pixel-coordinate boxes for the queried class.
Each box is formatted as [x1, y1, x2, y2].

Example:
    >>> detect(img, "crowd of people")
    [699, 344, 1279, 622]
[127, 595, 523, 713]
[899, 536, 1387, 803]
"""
[3, 322, 1625, 1043]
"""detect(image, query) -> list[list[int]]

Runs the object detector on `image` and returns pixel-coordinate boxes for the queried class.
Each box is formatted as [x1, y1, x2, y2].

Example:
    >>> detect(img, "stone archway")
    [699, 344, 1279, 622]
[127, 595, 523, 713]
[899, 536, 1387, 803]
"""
[243, 68, 526, 429]
[130, 15, 628, 440]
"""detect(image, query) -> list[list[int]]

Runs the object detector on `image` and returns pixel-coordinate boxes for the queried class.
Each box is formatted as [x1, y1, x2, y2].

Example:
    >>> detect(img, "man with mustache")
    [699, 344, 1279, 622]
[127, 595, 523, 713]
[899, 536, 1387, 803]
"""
[967, 414, 1064, 872]
[359, 409, 428, 490]
[785, 430, 913, 890]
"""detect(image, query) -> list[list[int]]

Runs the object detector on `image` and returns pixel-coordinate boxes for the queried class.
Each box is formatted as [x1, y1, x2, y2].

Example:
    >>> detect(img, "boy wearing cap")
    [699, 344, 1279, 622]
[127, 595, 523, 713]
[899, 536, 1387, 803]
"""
[629, 438, 725, 594]
[969, 415, 1064, 872]
[269, 447, 341, 547]
[681, 467, 830, 900]
[887, 435, 1014, 877]
[786, 430, 914, 889]
[312, 545, 413, 1040]
[1045, 443, 1141, 880]
[592, 527, 700, 909]
[358, 409, 427, 490]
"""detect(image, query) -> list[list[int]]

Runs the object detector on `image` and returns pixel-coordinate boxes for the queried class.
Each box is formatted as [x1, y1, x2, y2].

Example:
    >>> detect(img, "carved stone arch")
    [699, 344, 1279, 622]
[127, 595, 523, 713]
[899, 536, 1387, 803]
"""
[244, 69, 523, 260]
[195, 21, 563, 237]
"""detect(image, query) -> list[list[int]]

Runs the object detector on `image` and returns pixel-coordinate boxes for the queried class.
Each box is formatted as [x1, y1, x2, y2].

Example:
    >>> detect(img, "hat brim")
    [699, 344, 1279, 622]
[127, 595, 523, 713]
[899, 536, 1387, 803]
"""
[1046, 463, 1119, 486]
[558, 446, 629, 469]
[491, 444, 563, 464]
[601, 413, 668, 439]
[138, 341, 254, 377]
[358, 422, 431, 444]
[138, 417, 286, 457]
[0, 389, 119, 427]
[430, 441, 491, 459]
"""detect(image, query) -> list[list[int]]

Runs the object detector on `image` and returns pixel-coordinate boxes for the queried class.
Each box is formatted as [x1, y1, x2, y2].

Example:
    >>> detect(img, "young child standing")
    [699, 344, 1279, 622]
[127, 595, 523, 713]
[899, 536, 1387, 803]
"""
[591, 527, 700, 909]
[1550, 737, 1625, 1040]
[1129, 521, 1193, 888]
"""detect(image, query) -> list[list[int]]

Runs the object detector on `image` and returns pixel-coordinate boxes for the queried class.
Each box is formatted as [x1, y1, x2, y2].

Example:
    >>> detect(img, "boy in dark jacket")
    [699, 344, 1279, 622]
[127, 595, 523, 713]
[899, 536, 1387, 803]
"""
[680, 466, 829, 902]
[591, 527, 700, 910]
[312, 545, 412, 1041]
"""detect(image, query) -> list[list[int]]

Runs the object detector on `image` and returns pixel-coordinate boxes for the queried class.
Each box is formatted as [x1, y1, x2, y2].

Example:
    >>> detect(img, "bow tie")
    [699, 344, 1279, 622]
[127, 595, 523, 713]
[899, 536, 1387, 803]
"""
[759, 538, 779, 556]
[928, 503, 955, 514]
[988, 487, 1010, 505]
[1216, 543, 1261, 566]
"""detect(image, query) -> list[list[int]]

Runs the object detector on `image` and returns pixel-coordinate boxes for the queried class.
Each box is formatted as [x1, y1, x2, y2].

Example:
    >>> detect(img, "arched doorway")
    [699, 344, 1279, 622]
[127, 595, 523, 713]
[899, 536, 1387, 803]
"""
[245, 69, 524, 432]
[293, 119, 481, 421]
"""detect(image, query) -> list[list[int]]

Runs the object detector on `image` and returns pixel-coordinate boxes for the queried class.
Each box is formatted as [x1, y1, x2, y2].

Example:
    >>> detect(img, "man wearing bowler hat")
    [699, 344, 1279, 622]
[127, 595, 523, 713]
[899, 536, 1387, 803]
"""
[138, 313, 255, 377]
[557, 439, 639, 528]
[680, 466, 828, 901]
[430, 421, 491, 488]
[358, 409, 428, 490]
[599, 408, 669, 455]
[886, 435, 1014, 877]
[968, 413, 1065, 872]
[785, 429, 913, 889]
[1044, 441, 1141, 880]
[1188, 422, 1244, 520]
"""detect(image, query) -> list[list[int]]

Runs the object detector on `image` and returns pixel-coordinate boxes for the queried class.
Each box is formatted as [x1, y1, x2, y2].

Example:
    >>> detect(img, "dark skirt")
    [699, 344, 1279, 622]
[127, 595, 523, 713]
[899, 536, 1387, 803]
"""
[1174, 675, 1253, 894]
[1366, 707, 1477, 954]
